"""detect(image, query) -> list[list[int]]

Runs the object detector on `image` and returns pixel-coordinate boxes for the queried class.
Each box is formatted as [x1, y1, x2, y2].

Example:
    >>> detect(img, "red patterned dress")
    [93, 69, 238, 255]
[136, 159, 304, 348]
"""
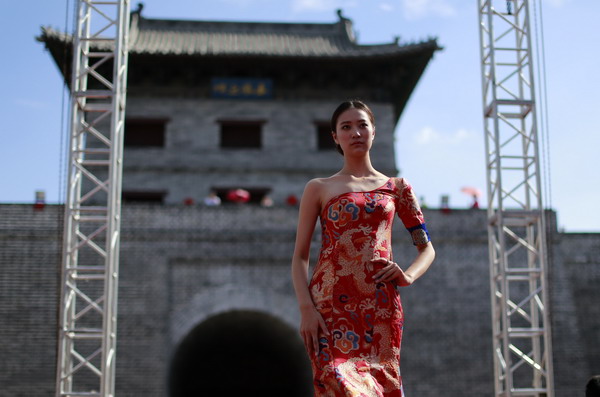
[309, 177, 430, 397]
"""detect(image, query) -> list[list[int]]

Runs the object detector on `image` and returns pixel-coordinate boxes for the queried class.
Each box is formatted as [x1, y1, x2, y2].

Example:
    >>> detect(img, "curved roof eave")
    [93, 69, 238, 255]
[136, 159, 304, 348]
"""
[38, 24, 440, 60]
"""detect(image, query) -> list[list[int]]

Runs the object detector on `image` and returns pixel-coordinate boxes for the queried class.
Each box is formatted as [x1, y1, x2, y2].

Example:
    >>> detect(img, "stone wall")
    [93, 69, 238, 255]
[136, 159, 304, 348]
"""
[120, 98, 398, 204]
[550, 231, 600, 395]
[0, 204, 598, 396]
[0, 205, 61, 397]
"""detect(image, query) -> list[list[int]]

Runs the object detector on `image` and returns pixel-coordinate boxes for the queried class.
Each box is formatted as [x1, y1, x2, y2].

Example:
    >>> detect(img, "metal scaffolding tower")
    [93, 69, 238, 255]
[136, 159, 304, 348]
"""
[56, 1, 130, 396]
[477, 1, 554, 396]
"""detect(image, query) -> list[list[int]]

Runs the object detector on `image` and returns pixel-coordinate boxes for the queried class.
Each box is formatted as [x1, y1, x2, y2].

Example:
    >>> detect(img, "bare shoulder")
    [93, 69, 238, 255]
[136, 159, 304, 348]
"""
[304, 177, 328, 193]
[309, 175, 345, 193]
[302, 178, 327, 205]
[303, 176, 338, 210]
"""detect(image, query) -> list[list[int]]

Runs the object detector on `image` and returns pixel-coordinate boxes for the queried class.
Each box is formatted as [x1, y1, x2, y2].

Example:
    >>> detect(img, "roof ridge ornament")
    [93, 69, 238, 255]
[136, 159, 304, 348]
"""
[336, 9, 356, 43]
[134, 2, 144, 15]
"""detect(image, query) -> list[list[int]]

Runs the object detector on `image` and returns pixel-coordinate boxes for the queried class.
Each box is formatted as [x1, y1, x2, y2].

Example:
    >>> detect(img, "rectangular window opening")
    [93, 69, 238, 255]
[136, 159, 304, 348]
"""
[122, 190, 167, 204]
[316, 122, 336, 151]
[124, 119, 168, 148]
[219, 120, 264, 149]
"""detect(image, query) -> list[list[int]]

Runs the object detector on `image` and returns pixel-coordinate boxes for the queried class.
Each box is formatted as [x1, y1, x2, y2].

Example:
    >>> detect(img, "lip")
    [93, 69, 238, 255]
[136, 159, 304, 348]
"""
[351, 142, 365, 146]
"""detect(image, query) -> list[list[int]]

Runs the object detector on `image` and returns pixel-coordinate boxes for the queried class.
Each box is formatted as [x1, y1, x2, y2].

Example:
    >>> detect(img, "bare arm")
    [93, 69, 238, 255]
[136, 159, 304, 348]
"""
[373, 241, 435, 286]
[400, 241, 435, 285]
[291, 180, 329, 354]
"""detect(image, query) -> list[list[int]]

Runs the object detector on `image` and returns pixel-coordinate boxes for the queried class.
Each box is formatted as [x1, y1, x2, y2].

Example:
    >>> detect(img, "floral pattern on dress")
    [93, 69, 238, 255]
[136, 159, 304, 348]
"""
[309, 177, 429, 396]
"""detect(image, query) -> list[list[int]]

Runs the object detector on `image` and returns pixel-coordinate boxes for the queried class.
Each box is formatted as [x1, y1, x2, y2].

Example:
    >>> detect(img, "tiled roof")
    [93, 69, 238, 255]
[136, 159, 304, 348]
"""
[40, 9, 439, 59]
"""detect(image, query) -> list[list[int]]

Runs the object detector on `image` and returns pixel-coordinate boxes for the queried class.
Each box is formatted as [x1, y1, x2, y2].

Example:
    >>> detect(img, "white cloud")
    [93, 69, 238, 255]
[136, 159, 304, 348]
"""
[545, 0, 570, 7]
[414, 126, 438, 145]
[292, 0, 339, 12]
[400, 0, 456, 20]
[221, 0, 262, 6]
[379, 2, 394, 12]
[414, 126, 472, 145]
[14, 99, 48, 110]
[291, 0, 358, 13]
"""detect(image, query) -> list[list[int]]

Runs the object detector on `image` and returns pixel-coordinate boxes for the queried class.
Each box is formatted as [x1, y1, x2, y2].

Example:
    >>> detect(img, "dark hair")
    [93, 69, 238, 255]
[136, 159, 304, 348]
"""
[330, 100, 376, 155]
[587, 375, 600, 397]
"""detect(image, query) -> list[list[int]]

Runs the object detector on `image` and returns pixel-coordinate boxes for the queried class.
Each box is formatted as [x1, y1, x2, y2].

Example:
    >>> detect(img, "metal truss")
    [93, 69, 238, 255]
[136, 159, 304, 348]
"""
[477, 1, 554, 396]
[56, 1, 130, 396]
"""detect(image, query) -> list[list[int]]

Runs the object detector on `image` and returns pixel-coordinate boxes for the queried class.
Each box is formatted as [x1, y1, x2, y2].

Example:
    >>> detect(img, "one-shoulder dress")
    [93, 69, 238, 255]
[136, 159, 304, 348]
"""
[308, 177, 430, 397]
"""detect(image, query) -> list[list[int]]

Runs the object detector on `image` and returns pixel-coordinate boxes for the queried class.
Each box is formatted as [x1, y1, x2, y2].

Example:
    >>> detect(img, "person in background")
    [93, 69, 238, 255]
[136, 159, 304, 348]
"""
[587, 375, 600, 397]
[261, 195, 274, 207]
[203, 190, 221, 206]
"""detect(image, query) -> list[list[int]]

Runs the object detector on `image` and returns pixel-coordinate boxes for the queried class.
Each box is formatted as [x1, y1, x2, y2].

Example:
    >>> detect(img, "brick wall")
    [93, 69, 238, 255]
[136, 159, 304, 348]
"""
[119, 99, 398, 204]
[1, 204, 598, 396]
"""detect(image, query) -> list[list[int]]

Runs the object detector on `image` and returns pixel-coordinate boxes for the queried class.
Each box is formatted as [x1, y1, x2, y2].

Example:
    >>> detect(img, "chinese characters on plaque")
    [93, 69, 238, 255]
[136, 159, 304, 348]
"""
[211, 78, 273, 99]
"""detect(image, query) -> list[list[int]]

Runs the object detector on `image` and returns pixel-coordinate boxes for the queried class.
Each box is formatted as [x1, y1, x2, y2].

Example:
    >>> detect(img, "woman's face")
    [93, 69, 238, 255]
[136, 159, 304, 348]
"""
[332, 108, 375, 156]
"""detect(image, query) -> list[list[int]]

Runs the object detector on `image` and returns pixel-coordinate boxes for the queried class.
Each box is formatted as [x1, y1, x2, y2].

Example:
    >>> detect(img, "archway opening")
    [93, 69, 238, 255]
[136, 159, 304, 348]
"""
[169, 310, 312, 396]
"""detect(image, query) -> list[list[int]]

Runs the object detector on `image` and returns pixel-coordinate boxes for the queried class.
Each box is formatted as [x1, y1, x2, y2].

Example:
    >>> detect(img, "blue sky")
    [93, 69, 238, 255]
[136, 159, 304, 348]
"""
[1, 0, 598, 232]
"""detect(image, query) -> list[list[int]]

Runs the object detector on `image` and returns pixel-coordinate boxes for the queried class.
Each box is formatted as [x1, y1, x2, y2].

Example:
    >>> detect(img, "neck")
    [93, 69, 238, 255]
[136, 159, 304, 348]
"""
[339, 154, 377, 177]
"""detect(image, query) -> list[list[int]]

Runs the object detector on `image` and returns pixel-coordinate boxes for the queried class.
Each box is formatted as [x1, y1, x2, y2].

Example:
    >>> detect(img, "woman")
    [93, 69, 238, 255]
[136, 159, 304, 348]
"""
[291, 100, 435, 396]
